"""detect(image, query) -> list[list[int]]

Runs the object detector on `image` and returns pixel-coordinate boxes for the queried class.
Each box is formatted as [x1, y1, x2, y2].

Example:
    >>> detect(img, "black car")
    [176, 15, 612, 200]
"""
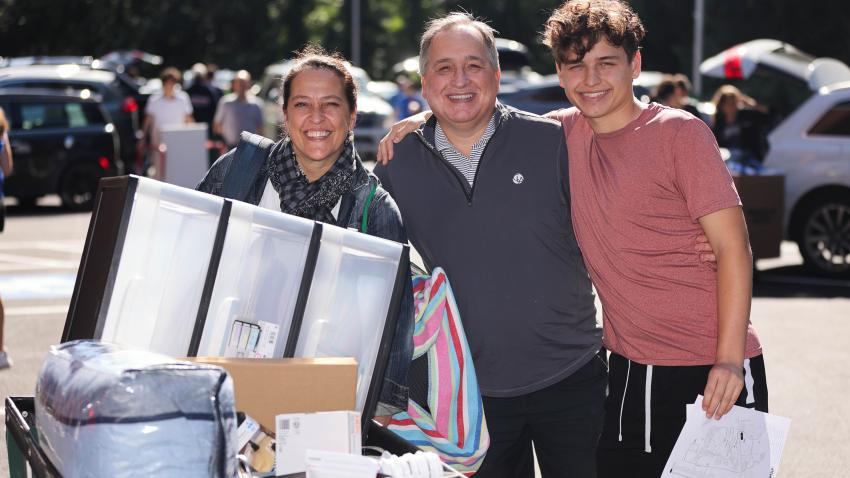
[0, 65, 141, 170]
[0, 88, 120, 209]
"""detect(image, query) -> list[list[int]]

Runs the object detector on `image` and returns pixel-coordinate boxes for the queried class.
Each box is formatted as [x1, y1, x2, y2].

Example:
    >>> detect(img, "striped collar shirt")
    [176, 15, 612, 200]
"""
[434, 112, 497, 186]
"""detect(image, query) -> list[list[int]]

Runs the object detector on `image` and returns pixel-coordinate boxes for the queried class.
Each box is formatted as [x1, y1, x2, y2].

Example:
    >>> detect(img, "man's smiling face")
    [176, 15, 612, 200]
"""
[420, 25, 500, 135]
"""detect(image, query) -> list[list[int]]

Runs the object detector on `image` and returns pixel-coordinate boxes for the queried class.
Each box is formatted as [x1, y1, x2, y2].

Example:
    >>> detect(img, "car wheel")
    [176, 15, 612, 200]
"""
[796, 195, 850, 277]
[59, 163, 102, 211]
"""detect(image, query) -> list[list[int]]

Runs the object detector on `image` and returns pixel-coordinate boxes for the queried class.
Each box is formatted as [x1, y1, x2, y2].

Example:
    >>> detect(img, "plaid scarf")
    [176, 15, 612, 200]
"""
[266, 137, 356, 224]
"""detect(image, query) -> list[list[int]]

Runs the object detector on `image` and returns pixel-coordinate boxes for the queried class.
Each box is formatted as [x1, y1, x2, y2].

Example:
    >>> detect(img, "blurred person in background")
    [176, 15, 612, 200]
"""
[653, 76, 680, 107]
[0, 106, 13, 369]
[653, 74, 703, 121]
[197, 47, 413, 423]
[142, 67, 193, 175]
[205, 63, 224, 97]
[389, 75, 426, 121]
[673, 73, 703, 119]
[213, 70, 264, 149]
[187, 62, 223, 137]
[711, 84, 771, 163]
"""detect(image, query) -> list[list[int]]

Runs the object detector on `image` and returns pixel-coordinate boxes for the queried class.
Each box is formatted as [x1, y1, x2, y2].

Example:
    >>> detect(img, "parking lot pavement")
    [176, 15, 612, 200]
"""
[1, 201, 848, 476]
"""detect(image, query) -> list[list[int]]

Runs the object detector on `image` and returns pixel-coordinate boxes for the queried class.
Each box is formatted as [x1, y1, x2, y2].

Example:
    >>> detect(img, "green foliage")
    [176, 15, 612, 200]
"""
[0, 0, 848, 89]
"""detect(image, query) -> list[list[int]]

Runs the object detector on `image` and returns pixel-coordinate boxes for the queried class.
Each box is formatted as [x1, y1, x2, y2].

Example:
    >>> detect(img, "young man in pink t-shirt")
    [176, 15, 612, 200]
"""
[542, 1, 767, 476]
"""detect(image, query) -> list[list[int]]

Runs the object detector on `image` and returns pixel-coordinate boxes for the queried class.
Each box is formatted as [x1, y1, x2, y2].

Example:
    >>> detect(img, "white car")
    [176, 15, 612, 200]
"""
[765, 82, 850, 277]
[702, 39, 850, 276]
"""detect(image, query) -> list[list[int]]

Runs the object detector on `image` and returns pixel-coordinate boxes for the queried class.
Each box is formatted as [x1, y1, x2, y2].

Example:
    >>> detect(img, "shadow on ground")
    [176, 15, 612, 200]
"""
[4, 202, 78, 217]
[755, 265, 850, 299]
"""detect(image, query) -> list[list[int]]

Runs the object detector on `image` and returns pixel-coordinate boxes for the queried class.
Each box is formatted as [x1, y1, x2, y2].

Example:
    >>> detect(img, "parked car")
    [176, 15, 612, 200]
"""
[762, 82, 850, 277]
[496, 75, 569, 115]
[259, 61, 394, 160]
[392, 38, 544, 94]
[0, 64, 141, 169]
[496, 72, 666, 115]
[0, 88, 120, 209]
[702, 39, 850, 276]
[0, 56, 96, 68]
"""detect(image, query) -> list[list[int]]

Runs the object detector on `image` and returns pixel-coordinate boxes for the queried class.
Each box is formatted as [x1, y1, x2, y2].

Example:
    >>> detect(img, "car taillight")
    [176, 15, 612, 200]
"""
[122, 97, 139, 113]
[98, 157, 110, 170]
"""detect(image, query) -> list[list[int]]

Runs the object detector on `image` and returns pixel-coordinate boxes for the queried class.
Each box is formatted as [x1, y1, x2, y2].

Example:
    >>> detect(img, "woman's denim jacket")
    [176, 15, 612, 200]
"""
[197, 141, 413, 416]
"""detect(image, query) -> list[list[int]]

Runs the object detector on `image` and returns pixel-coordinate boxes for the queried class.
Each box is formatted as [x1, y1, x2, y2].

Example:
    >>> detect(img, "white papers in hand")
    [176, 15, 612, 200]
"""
[661, 396, 790, 478]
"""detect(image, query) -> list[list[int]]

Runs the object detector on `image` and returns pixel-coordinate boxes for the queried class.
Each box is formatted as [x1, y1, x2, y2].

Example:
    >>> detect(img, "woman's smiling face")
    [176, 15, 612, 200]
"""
[284, 67, 356, 171]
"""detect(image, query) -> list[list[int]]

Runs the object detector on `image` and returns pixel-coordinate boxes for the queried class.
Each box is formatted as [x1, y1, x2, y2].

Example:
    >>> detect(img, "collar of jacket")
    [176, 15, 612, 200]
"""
[420, 101, 510, 147]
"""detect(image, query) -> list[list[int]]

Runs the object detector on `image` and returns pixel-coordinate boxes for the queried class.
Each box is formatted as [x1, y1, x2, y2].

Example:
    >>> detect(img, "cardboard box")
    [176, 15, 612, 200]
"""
[275, 411, 361, 476]
[184, 357, 357, 431]
[734, 175, 785, 260]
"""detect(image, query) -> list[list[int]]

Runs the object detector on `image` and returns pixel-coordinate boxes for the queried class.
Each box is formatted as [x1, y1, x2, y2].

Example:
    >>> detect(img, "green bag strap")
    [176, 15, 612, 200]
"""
[360, 181, 378, 233]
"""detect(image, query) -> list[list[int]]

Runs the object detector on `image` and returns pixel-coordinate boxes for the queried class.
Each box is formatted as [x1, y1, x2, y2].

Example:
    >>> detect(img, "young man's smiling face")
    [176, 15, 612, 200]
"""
[555, 38, 642, 134]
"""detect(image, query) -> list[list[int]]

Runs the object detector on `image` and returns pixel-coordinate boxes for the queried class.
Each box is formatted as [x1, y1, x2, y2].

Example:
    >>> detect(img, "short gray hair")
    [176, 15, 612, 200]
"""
[419, 12, 500, 74]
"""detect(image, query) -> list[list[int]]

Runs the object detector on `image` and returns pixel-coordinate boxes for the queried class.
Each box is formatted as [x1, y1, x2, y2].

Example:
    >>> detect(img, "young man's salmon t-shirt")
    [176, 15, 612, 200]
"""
[548, 103, 761, 364]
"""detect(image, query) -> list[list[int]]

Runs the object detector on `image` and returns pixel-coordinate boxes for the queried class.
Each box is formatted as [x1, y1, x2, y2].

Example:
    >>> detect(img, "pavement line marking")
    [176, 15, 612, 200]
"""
[0, 272, 77, 300]
[0, 240, 83, 253]
[6, 304, 69, 316]
[0, 252, 80, 269]
[0, 264, 78, 273]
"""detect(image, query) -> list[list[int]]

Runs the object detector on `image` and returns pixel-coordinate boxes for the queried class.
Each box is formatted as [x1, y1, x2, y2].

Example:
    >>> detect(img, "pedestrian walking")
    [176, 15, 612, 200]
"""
[213, 70, 264, 149]
[0, 106, 14, 370]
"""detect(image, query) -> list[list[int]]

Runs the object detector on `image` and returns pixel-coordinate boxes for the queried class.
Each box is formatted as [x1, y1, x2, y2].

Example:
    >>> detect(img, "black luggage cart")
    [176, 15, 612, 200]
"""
[5, 397, 60, 478]
[6, 395, 423, 478]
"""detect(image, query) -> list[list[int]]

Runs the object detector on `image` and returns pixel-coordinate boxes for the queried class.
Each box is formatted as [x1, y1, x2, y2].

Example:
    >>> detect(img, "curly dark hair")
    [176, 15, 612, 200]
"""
[542, 0, 645, 65]
[282, 44, 358, 112]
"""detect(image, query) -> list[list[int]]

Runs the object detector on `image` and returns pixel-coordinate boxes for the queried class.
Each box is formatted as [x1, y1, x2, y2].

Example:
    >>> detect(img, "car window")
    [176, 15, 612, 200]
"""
[808, 101, 850, 136]
[21, 103, 66, 129]
[499, 51, 531, 72]
[81, 102, 106, 124]
[18, 101, 101, 129]
[531, 86, 570, 103]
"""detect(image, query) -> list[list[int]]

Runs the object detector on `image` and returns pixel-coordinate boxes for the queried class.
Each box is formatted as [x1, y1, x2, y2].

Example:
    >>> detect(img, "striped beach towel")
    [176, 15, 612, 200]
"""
[388, 267, 489, 473]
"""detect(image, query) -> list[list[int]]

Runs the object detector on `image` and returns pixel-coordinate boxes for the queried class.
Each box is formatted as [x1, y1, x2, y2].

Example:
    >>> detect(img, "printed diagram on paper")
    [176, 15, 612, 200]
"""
[662, 396, 790, 478]
[678, 418, 768, 475]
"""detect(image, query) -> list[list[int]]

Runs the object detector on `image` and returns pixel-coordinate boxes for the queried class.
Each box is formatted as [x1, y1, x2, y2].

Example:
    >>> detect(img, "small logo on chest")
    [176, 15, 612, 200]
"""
[512, 173, 525, 185]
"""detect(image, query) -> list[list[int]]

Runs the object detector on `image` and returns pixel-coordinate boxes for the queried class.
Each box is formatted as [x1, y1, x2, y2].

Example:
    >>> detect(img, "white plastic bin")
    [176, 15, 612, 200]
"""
[99, 177, 224, 356]
[294, 223, 405, 413]
[196, 200, 317, 358]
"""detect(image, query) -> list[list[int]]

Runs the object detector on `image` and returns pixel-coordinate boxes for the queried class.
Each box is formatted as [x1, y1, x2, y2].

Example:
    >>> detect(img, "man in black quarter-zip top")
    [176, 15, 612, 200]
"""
[374, 12, 605, 478]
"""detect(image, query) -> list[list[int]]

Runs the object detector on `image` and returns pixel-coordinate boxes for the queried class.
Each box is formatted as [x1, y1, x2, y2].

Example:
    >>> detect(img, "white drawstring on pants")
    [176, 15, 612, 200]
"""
[744, 358, 755, 405]
[617, 358, 653, 453]
[618, 359, 631, 442]
[644, 365, 653, 453]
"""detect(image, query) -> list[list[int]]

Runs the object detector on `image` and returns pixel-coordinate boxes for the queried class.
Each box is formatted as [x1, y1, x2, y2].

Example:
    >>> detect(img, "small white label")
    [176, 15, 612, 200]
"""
[236, 415, 260, 451]
[512, 173, 524, 184]
[254, 320, 280, 358]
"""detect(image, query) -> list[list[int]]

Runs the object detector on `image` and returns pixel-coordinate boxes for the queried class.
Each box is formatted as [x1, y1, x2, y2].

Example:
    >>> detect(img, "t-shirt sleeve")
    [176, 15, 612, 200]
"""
[213, 100, 225, 123]
[253, 104, 264, 130]
[544, 108, 582, 138]
[672, 117, 741, 221]
[183, 95, 193, 115]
